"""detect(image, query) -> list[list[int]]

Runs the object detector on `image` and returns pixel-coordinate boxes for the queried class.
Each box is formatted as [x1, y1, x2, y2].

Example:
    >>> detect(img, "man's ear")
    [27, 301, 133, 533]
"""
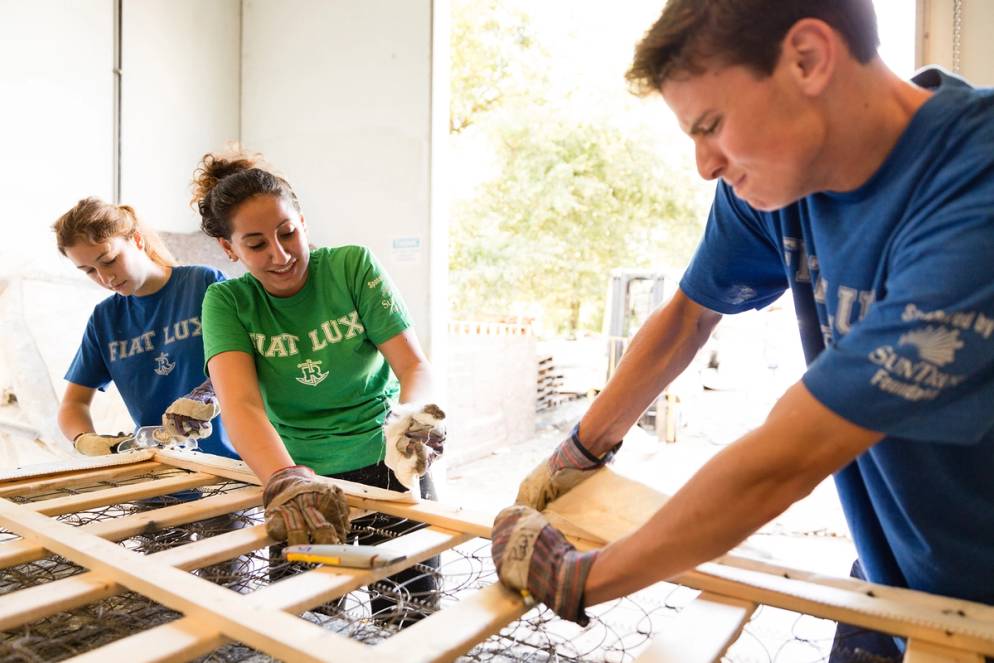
[780, 18, 837, 96]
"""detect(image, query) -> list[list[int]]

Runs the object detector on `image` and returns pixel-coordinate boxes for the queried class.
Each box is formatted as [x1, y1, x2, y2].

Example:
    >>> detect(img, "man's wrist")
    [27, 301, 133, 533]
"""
[571, 423, 622, 464]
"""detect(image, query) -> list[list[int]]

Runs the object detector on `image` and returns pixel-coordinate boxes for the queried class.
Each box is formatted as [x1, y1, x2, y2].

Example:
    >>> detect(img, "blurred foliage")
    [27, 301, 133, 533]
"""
[449, 0, 707, 336]
[450, 0, 545, 134]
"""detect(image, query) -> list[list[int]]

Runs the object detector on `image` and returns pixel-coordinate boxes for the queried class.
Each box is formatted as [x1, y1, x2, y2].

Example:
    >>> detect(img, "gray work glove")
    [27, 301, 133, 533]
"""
[73, 431, 131, 456]
[162, 378, 220, 439]
[515, 424, 621, 512]
[491, 504, 599, 626]
[263, 466, 350, 546]
[383, 402, 446, 489]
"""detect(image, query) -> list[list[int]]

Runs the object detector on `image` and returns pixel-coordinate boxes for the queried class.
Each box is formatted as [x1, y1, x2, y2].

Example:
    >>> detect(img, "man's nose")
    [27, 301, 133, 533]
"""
[695, 140, 725, 181]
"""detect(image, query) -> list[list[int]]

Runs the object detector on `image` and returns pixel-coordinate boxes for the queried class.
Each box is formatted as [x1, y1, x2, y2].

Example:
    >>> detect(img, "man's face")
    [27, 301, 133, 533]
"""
[661, 63, 826, 211]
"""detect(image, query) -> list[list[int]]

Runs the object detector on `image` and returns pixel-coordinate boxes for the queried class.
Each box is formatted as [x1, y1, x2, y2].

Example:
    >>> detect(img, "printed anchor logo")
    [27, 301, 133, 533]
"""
[296, 359, 329, 386]
[153, 352, 175, 376]
[898, 326, 964, 367]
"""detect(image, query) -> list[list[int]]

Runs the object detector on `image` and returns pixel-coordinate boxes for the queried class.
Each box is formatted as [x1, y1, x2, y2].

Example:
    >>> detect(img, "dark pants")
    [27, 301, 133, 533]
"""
[828, 560, 902, 663]
[270, 462, 440, 626]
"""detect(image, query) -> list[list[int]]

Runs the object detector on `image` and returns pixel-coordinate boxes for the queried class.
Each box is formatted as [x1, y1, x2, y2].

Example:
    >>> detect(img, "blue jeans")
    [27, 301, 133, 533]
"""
[828, 560, 902, 663]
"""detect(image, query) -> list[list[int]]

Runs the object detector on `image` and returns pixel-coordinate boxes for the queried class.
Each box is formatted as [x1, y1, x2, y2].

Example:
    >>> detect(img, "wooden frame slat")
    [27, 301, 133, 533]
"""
[0, 485, 261, 569]
[66, 526, 471, 663]
[0, 498, 378, 663]
[904, 639, 986, 663]
[374, 583, 529, 663]
[26, 472, 219, 515]
[0, 451, 989, 663]
[632, 592, 755, 662]
[0, 460, 163, 498]
[0, 524, 270, 631]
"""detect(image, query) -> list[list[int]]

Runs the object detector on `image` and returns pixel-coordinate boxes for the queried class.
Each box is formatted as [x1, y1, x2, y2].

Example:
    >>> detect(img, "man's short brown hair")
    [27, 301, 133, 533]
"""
[626, 0, 880, 96]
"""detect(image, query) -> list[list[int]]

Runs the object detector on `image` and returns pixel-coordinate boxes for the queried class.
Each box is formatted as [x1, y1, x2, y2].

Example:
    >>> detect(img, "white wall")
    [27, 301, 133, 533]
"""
[121, 0, 241, 233]
[241, 0, 438, 351]
[0, 0, 115, 255]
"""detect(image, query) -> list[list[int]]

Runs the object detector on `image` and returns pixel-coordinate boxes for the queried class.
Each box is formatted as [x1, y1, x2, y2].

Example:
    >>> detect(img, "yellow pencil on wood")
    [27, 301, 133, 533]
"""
[283, 544, 406, 568]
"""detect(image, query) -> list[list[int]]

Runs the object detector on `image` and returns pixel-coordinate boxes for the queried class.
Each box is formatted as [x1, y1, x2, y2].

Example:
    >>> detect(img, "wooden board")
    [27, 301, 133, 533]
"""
[0, 453, 990, 662]
[545, 467, 994, 658]
[633, 592, 755, 663]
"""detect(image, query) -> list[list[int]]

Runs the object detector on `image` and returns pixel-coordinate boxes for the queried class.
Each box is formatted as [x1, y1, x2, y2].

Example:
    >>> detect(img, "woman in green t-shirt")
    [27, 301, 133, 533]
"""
[192, 152, 445, 624]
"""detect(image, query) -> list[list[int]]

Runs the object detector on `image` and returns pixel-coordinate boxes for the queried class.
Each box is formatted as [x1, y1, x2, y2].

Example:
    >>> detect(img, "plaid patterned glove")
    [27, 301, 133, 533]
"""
[491, 505, 599, 626]
[73, 431, 131, 456]
[162, 379, 220, 439]
[263, 466, 350, 546]
[515, 424, 621, 511]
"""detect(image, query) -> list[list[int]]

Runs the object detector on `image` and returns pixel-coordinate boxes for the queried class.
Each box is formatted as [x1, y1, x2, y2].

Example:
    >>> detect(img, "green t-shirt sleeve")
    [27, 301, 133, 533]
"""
[344, 246, 413, 345]
[201, 282, 254, 375]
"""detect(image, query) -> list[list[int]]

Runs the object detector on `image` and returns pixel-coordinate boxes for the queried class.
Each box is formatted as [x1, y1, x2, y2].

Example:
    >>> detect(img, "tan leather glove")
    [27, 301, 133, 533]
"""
[383, 403, 446, 489]
[162, 378, 220, 439]
[516, 424, 621, 512]
[263, 466, 350, 546]
[73, 432, 131, 456]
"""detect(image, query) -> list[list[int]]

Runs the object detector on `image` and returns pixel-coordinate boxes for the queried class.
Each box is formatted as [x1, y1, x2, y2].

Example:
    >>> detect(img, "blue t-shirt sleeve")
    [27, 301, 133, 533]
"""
[680, 182, 788, 313]
[64, 312, 111, 390]
[804, 211, 994, 443]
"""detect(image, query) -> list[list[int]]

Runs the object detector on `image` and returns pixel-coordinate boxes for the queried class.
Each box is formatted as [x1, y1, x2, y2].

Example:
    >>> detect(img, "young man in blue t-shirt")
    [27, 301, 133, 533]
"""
[491, 1, 994, 659]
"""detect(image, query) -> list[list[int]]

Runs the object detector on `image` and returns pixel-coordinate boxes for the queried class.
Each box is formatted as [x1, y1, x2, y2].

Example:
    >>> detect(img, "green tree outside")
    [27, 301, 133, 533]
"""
[450, 0, 708, 336]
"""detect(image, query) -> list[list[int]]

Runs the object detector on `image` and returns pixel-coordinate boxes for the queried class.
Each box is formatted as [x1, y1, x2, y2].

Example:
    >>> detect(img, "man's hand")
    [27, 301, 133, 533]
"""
[163, 379, 220, 439]
[491, 505, 599, 625]
[516, 424, 620, 511]
[383, 403, 446, 489]
[263, 466, 350, 546]
[73, 432, 131, 456]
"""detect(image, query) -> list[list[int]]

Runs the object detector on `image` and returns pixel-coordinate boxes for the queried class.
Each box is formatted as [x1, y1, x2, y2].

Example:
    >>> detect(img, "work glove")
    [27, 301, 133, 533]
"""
[162, 379, 220, 439]
[263, 466, 350, 546]
[491, 504, 599, 626]
[383, 402, 446, 489]
[73, 432, 131, 456]
[515, 424, 621, 512]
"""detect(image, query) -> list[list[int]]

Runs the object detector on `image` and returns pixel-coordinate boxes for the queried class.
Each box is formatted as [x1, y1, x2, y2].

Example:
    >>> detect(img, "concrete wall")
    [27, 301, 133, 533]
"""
[0, 0, 445, 459]
[121, 0, 241, 233]
[920, 0, 994, 85]
[445, 322, 536, 465]
[0, 0, 115, 250]
[241, 0, 440, 354]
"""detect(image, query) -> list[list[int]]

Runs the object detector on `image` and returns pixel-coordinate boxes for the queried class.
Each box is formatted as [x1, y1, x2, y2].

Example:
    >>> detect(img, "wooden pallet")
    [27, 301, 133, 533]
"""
[0, 451, 991, 662]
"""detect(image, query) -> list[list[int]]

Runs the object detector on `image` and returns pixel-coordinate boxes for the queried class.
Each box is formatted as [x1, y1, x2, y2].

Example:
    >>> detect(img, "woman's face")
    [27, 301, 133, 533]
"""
[65, 234, 156, 296]
[221, 194, 310, 297]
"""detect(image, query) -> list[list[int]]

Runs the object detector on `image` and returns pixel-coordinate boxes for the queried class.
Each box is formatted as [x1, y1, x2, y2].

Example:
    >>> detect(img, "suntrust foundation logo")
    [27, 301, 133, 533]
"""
[898, 326, 964, 367]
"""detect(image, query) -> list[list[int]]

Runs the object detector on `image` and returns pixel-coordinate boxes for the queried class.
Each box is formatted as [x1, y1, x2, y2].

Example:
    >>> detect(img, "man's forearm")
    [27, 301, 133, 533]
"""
[583, 382, 882, 605]
[581, 290, 720, 455]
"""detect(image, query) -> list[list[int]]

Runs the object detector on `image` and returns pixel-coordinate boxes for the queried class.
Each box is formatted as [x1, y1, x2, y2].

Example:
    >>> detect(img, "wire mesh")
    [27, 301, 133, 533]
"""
[0, 468, 873, 662]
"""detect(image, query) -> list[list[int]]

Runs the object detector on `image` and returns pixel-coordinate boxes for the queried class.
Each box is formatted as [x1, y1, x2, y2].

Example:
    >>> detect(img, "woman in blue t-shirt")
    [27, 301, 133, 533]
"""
[53, 196, 237, 459]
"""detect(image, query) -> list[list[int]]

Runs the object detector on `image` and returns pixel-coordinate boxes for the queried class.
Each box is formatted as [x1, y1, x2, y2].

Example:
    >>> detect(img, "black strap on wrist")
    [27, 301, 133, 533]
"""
[570, 423, 622, 466]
